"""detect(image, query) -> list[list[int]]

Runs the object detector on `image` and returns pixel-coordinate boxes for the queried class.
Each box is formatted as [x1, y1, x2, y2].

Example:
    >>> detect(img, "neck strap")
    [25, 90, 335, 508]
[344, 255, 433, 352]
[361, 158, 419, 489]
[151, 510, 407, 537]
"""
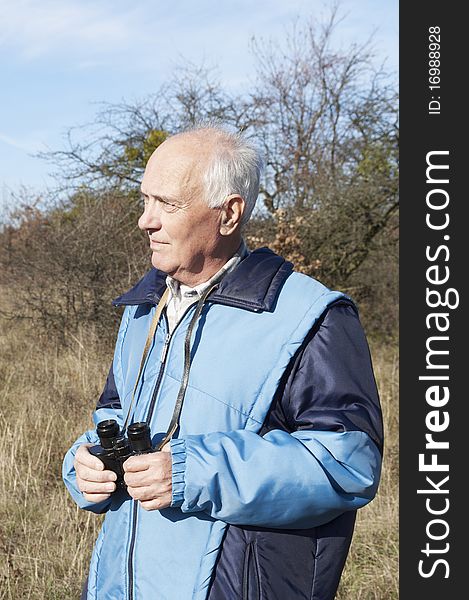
[155, 281, 219, 450]
[122, 287, 170, 431]
[122, 281, 219, 448]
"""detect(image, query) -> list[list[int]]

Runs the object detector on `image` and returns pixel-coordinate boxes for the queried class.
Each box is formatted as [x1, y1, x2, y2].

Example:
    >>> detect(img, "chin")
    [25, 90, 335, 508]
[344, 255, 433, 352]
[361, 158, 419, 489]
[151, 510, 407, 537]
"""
[151, 252, 174, 275]
[151, 253, 163, 270]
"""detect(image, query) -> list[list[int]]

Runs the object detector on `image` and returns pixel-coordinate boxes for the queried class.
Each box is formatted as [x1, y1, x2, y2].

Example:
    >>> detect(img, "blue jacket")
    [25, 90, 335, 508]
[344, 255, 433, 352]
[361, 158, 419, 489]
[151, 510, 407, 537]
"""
[63, 248, 383, 600]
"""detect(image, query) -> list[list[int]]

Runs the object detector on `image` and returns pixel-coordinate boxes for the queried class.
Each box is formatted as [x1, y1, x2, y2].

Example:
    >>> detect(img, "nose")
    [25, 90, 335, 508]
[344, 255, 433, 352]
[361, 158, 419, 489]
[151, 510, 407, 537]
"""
[138, 198, 162, 232]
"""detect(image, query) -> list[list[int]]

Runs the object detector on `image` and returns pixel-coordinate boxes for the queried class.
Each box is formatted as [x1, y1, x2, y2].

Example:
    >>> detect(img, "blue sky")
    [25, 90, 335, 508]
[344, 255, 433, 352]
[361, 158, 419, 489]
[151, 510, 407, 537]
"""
[0, 0, 398, 212]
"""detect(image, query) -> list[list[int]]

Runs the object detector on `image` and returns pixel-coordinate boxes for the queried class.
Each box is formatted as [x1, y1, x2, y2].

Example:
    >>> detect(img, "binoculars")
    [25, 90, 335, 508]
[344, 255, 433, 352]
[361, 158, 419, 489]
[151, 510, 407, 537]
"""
[89, 419, 154, 491]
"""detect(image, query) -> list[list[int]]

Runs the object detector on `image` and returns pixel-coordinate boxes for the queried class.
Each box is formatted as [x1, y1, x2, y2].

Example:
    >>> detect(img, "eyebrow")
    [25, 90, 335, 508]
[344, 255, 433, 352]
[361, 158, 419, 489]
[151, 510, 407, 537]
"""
[140, 190, 181, 205]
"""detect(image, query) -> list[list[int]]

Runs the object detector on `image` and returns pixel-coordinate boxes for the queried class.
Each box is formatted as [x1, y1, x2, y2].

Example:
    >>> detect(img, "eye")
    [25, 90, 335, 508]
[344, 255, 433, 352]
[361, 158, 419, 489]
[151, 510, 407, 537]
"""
[159, 199, 179, 213]
[140, 194, 180, 212]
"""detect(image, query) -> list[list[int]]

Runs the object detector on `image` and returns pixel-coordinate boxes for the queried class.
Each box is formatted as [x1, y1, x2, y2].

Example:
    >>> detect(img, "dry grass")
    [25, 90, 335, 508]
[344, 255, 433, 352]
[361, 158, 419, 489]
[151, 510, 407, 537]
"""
[336, 341, 399, 599]
[0, 318, 109, 599]
[0, 317, 398, 599]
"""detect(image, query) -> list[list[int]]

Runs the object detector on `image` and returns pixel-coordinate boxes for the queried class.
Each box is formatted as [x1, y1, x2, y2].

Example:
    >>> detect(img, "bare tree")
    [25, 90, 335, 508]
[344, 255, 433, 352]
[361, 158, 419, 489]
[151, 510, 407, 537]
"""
[245, 10, 398, 286]
[2, 8, 398, 342]
[41, 64, 245, 192]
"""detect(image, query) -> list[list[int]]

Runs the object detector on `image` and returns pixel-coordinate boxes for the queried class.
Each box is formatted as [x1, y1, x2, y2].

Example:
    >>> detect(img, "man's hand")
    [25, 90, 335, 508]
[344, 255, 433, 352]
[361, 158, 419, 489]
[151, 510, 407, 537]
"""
[123, 444, 172, 511]
[74, 443, 117, 503]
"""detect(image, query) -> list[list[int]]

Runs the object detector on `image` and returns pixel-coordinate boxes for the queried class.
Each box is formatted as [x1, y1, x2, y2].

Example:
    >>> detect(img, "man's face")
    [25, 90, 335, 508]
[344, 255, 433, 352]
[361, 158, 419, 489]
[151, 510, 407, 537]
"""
[138, 137, 225, 286]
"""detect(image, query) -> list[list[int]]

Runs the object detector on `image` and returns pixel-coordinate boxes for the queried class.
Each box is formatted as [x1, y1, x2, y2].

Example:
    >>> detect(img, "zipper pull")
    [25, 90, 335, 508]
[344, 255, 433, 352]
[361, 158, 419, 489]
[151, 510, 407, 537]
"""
[160, 333, 171, 363]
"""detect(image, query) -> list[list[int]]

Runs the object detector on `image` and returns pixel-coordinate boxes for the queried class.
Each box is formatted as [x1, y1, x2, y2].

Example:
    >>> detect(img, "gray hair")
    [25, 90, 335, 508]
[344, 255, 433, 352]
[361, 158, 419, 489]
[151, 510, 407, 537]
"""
[179, 123, 264, 227]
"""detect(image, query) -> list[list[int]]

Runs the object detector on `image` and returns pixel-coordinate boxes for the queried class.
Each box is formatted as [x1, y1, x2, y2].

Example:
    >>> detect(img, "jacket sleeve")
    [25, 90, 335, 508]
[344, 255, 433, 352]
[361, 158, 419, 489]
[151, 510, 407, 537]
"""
[62, 365, 123, 513]
[170, 303, 384, 529]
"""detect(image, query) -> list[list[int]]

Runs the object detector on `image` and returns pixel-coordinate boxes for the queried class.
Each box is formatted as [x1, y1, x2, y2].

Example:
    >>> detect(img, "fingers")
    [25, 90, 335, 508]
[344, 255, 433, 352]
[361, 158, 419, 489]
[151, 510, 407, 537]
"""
[79, 479, 117, 495]
[83, 492, 113, 504]
[123, 453, 171, 485]
[77, 474, 116, 502]
[124, 465, 166, 488]
[123, 451, 171, 473]
[74, 443, 117, 503]
[140, 493, 173, 511]
[126, 480, 172, 502]
[123, 452, 173, 510]
[74, 444, 116, 481]
[75, 443, 105, 471]
[76, 463, 117, 484]
[122, 454, 151, 473]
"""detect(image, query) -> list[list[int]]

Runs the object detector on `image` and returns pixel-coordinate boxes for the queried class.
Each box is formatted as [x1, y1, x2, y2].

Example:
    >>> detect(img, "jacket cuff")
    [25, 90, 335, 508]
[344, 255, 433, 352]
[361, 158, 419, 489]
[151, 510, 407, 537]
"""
[170, 438, 186, 507]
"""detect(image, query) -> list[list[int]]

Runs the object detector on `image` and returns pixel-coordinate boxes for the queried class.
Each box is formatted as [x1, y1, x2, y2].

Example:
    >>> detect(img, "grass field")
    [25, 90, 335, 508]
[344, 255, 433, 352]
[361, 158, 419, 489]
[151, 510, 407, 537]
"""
[0, 316, 398, 599]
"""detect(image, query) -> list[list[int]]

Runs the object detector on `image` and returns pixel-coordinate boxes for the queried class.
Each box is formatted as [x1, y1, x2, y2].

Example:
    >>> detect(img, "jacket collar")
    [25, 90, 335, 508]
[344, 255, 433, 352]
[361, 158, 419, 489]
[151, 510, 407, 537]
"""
[112, 247, 293, 313]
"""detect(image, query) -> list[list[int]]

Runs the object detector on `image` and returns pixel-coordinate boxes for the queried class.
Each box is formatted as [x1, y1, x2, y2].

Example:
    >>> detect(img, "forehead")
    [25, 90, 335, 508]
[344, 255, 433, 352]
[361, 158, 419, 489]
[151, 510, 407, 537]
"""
[141, 137, 211, 197]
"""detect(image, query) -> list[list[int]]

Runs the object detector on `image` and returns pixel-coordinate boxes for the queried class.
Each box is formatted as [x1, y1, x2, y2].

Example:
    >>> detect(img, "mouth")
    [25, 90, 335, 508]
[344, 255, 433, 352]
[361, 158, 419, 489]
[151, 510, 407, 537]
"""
[149, 239, 169, 251]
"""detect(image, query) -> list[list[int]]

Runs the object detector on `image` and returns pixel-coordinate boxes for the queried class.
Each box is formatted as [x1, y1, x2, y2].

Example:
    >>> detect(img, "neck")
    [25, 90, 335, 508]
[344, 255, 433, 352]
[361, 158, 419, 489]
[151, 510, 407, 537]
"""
[173, 237, 243, 287]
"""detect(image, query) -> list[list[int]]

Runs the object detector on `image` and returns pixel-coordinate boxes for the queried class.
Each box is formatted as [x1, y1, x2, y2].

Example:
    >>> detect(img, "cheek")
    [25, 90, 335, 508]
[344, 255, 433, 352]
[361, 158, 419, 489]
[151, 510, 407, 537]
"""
[165, 209, 221, 252]
[194, 214, 222, 243]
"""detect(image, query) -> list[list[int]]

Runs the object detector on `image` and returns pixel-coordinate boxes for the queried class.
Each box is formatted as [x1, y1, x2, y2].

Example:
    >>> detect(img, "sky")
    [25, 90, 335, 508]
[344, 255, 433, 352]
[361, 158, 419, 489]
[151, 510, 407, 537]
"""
[0, 0, 398, 213]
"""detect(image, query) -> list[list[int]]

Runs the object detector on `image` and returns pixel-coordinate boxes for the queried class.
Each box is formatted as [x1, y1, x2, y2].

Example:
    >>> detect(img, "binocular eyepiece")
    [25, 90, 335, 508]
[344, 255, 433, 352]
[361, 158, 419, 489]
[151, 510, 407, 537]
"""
[89, 420, 154, 491]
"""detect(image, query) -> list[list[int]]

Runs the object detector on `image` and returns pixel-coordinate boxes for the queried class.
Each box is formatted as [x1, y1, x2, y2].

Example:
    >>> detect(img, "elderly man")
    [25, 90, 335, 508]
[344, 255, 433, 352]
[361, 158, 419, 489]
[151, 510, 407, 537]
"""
[63, 125, 383, 600]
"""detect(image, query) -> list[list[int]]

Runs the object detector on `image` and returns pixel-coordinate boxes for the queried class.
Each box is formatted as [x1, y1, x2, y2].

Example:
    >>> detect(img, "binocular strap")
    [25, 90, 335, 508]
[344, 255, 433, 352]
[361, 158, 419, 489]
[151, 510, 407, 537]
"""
[122, 287, 170, 432]
[155, 281, 220, 451]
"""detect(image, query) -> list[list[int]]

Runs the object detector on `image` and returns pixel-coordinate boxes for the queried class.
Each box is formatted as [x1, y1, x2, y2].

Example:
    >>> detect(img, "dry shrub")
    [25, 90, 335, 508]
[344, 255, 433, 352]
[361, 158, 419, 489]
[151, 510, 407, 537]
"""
[0, 190, 148, 345]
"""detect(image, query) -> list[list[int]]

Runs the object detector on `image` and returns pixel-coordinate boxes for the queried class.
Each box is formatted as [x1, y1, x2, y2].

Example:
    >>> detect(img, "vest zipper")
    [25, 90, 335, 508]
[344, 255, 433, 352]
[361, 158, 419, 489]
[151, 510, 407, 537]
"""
[127, 500, 138, 600]
[126, 305, 197, 600]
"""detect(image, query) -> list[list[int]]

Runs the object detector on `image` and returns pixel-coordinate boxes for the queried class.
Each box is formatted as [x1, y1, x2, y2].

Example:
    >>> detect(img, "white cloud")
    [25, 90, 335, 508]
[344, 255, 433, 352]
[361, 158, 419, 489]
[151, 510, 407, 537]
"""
[0, 0, 137, 60]
[0, 0, 397, 74]
[0, 131, 46, 153]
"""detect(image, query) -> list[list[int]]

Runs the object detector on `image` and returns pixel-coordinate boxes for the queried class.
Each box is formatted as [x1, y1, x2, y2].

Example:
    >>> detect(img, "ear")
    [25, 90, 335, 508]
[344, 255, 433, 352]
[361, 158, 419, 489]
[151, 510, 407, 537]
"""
[219, 195, 245, 236]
